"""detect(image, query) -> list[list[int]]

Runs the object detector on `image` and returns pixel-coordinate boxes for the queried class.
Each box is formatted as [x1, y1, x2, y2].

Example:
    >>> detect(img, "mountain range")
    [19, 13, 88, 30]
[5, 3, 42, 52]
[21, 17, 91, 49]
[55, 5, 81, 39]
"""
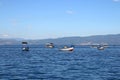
[0, 34, 120, 45]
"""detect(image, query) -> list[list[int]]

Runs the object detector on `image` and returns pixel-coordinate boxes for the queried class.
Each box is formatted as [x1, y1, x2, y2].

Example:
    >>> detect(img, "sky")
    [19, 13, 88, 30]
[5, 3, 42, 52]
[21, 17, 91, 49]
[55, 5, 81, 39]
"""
[0, 0, 120, 39]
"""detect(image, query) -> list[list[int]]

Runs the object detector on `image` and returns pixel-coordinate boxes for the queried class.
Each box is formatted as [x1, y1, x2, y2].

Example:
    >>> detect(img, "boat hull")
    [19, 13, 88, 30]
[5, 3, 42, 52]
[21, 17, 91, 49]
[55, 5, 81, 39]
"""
[60, 47, 74, 51]
[22, 47, 29, 51]
[97, 46, 104, 50]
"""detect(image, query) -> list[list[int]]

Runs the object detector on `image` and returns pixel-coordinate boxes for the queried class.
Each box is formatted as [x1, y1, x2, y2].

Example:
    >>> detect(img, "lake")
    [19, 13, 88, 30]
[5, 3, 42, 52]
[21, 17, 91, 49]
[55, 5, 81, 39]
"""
[0, 45, 120, 80]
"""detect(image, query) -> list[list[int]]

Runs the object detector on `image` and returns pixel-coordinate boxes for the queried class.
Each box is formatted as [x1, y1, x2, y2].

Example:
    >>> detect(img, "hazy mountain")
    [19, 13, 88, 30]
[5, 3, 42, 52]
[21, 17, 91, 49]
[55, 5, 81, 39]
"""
[0, 34, 120, 45]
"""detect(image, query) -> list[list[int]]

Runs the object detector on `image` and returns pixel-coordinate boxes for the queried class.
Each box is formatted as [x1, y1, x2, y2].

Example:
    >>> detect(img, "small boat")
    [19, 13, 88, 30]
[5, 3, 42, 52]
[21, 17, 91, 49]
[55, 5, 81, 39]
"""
[60, 46, 74, 51]
[97, 45, 105, 50]
[91, 44, 107, 50]
[22, 47, 29, 51]
[22, 42, 29, 51]
[46, 43, 54, 48]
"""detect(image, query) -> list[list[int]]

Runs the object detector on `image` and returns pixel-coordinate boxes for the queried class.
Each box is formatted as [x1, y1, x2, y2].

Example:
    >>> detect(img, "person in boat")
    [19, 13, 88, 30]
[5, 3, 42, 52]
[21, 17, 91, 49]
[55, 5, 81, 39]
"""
[46, 43, 54, 48]
[22, 47, 29, 51]
[64, 46, 68, 49]
[97, 45, 105, 50]
[22, 42, 29, 51]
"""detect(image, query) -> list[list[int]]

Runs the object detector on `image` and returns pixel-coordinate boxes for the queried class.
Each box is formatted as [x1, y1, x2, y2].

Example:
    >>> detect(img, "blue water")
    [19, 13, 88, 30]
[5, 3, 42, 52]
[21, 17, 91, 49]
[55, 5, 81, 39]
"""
[0, 45, 120, 80]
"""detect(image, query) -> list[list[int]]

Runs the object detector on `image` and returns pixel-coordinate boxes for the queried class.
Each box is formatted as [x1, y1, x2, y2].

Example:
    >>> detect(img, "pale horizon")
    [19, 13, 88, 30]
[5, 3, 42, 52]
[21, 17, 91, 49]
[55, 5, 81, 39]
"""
[0, 33, 120, 40]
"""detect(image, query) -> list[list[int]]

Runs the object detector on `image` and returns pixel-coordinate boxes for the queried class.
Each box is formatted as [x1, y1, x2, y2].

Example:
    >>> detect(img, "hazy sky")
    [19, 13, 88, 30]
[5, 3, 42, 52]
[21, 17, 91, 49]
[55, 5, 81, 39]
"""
[0, 0, 120, 39]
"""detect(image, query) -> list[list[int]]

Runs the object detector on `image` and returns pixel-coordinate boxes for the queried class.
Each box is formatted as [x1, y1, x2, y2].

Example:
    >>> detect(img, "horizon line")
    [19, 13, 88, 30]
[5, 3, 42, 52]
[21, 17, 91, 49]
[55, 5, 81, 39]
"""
[0, 33, 120, 40]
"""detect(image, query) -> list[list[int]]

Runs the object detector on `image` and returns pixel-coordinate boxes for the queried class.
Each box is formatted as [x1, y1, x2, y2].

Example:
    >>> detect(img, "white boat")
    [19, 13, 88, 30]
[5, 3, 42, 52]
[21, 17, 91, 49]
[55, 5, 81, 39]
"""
[91, 44, 107, 50]
[22, 47, 29, 51]
[97, 46, 105, 50]
[60, 47, 74, 51]
[97, 44, 106, 50]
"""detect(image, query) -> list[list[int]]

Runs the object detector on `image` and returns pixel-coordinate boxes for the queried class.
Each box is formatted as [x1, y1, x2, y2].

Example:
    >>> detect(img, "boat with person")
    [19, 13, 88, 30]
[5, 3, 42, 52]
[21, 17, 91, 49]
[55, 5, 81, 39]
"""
[60, 46, 74, 51]
[97, 45, 105, 50]
[45, 43, 54, 48]
[97, 43, 109, 50]
[97, 46, 104, 50]
[91, 43, 108, 50]
[22, 42, 29, 51]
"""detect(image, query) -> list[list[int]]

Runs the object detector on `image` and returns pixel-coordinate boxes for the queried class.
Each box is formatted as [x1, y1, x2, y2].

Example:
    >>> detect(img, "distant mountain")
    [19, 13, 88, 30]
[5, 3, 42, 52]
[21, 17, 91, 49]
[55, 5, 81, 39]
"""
[0, 38, 24, 45]
[0, 34, 120, 45]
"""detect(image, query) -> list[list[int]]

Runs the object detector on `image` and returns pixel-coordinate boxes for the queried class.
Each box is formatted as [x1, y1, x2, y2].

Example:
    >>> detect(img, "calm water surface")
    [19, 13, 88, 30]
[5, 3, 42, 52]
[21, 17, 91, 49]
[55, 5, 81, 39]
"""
[0, 45, 120, 80]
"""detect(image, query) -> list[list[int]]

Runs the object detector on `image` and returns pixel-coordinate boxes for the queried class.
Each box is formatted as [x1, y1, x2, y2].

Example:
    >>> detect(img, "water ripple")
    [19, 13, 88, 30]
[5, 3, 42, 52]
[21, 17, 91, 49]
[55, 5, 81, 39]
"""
[0, 45, 120, 80]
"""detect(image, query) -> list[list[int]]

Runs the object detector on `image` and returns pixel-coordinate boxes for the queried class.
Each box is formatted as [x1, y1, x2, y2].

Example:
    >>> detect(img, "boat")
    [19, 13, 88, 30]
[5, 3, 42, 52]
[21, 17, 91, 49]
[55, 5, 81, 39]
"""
[91, 44, 108, 50]
[97, 46, 105, 50]
[46, 43, 54, 48]
[22, 47, 29, 51]
[22, 42, 29, 51]
[60, 46, 74, 51]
